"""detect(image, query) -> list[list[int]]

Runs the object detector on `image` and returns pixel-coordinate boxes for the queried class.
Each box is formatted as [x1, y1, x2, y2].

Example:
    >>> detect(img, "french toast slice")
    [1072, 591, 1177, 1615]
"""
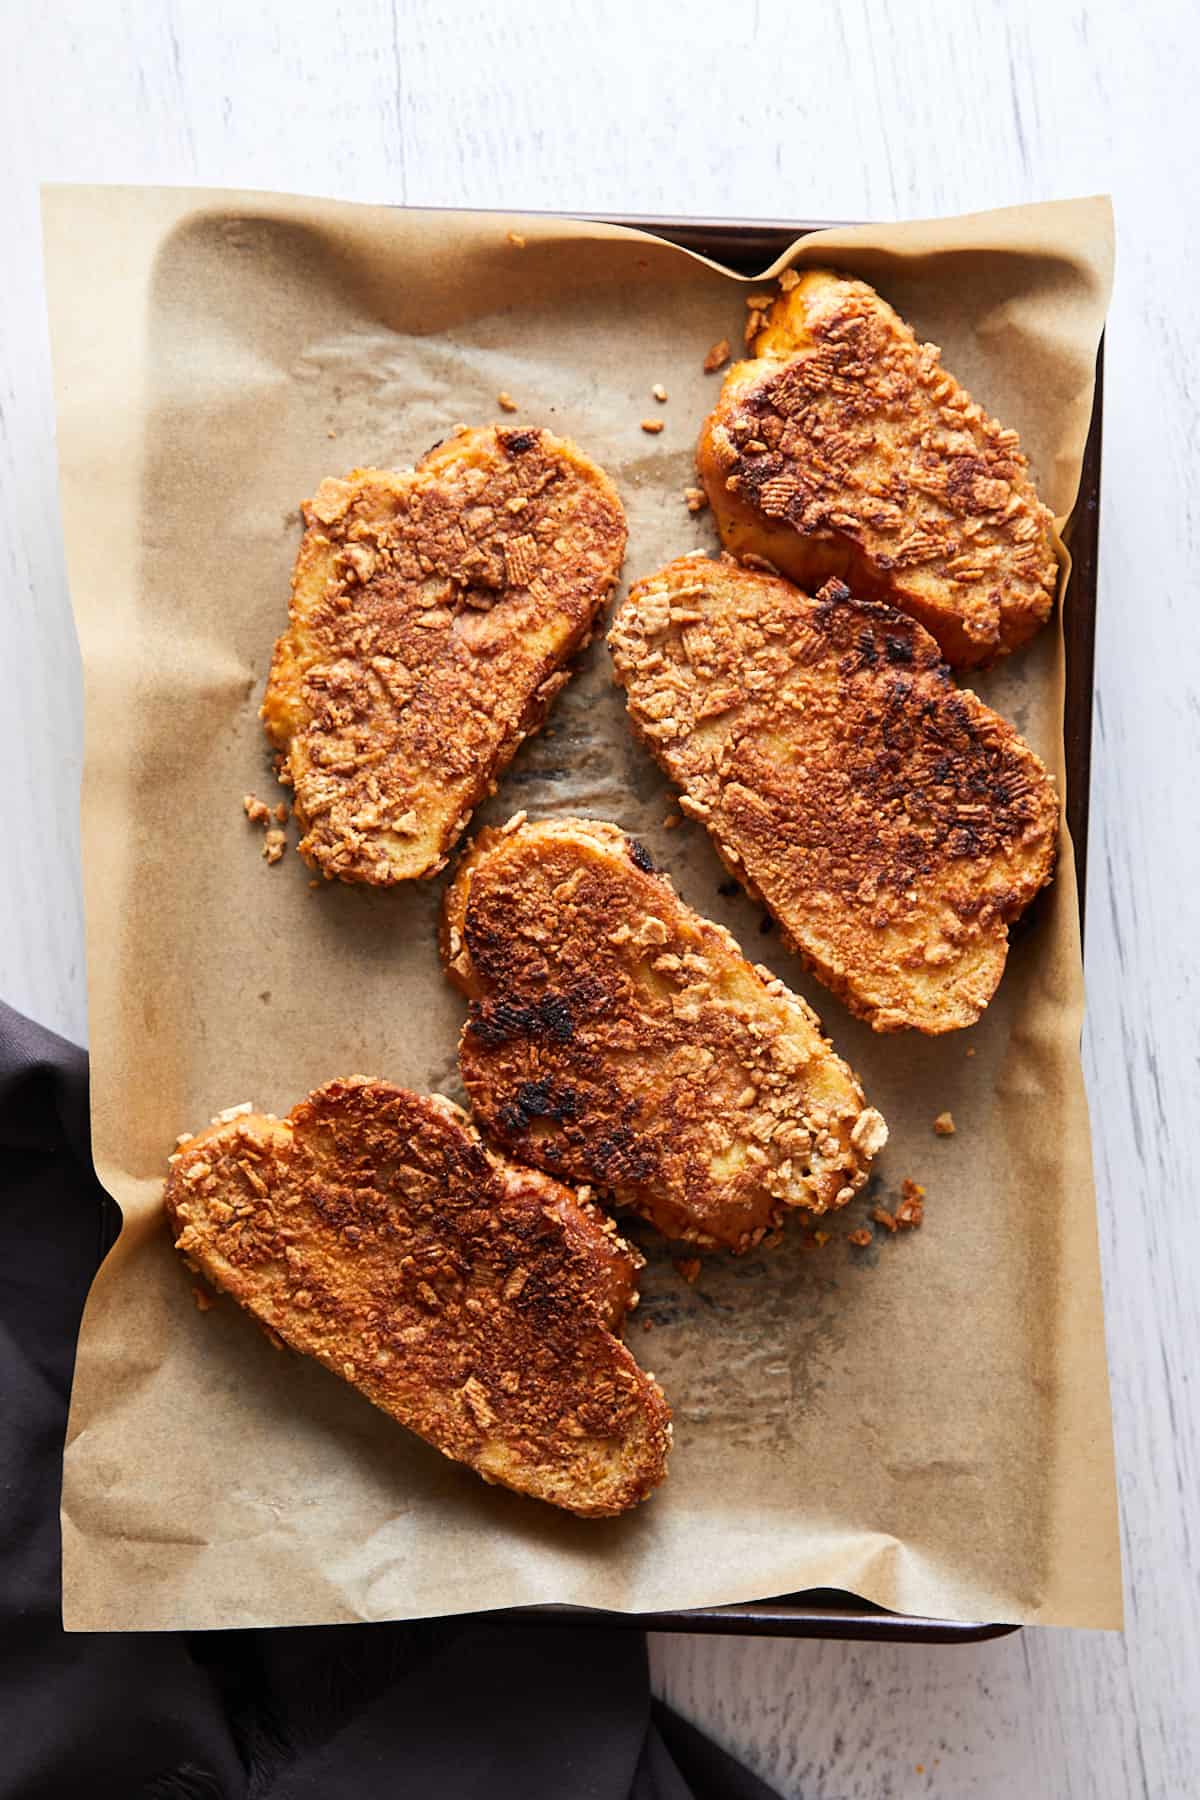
[165, 1078, 670, 1517]
[697, 269, 1058, 668]
[441, 817, 886, 1253]
[609, 557, 1059, 1033]
[262, 426, 626, 883]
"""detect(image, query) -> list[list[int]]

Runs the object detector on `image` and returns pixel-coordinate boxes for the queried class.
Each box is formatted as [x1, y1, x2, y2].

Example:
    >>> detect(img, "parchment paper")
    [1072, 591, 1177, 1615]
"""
[44, 186, 1120, 1630]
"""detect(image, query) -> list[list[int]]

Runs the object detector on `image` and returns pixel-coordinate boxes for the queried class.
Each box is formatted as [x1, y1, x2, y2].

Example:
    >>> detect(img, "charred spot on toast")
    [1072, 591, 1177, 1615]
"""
[499, 1078, 584, 1132]
[499, 429, 540, 455]
[469, 993, 577, 1047]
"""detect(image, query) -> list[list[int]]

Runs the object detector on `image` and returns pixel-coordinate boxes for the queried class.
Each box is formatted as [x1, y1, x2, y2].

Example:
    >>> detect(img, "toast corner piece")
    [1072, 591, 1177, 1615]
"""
[164, 1079, 670, 1519]
[697, 267, 1059, 669]
[443, 816, 887, 1253]
[263, 426, 627, 886]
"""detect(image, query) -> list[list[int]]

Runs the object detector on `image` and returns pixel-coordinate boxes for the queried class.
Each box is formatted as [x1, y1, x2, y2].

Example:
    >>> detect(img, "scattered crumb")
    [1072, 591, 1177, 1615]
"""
[663, 812, 682, 830]
[814, 1230, 831, 1247]
[640, 417, 665, 434]
[641, 1316, 655, 1331]
[274, 802, 290, 825]
[673, 1257, 702, 1285]
[871, 1206, 898, 1233]
[933, 1111, 956, 1136]
[966, 1046, 976, 1058]
[497, 390, 518, 412]
[847, 1227, 873, 1248]
[684, 485, 708, 513]
[308, 879, 321, 890]
[778, 267, 800, 291]
[506, 229, 526, 248]
[326, 428, 337, 440]
[243, 793, 270, 825]
[896, 1179, 926, 1229]
[703, 339, 730, 373]
[652, 383, 668, 403]
[192, 1285, 215, 1313]
[263, 830, 286, 864]
[743, 295, 773, 344]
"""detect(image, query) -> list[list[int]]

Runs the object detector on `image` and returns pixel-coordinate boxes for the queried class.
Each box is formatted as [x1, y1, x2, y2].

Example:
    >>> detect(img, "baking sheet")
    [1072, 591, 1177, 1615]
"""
[44, 186, 1120, 1630]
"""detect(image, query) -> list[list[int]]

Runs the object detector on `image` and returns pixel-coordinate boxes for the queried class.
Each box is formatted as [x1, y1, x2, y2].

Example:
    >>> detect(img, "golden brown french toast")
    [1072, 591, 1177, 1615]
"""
[165, 1078, 670, 1517]
[262, 426, 626, 883]
[441, 817, 886, 1253]
[697, 269, 1058, 668]
[609, 557, 1059, 1033]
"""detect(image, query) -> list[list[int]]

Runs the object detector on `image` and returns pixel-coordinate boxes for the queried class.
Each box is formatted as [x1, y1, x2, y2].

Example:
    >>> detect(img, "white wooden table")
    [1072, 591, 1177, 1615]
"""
[2, 4, 1197, 1794]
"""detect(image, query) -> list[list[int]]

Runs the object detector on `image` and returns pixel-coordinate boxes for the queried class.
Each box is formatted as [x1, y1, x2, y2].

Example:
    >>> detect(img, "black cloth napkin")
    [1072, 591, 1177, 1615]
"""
[0, 999, 781, 1800]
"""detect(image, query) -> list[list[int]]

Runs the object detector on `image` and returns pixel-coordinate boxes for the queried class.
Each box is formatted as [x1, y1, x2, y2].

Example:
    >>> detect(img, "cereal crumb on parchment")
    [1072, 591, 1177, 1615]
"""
[896, 1179, 926, 1228]
[263, 830, 287, 864]
[872, 1206, 898, 1233]
[506, 230, 526, 248]
[703, 339, 730, 373]
[778, 267, 800, 291]
[933, 1111, 956, 1136]
[684, 485, 708, 513]
[652, 383, 668, 403]
[192, 1286, 215, 1313]
[673, 1257, 702, 1285]
[640, 417, 665, 434]
[497, 391, 518, 412]
[663, 812, 682, 830]
[847, 1227, 873, 1248]
[243, 793, 270, 825]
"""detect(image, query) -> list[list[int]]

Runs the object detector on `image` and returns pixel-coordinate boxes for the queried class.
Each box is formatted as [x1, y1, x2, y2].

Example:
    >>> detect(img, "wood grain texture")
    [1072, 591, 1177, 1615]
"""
[1, 1, 1197, 1794]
